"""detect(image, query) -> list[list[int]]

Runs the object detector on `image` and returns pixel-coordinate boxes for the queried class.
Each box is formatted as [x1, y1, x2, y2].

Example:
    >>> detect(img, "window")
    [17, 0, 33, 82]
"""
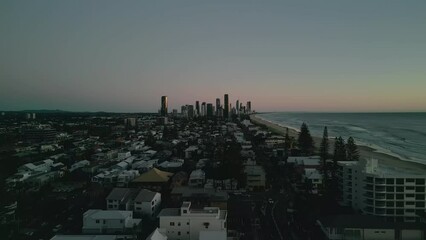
[416, 187, 424, 192]
[396, 202, 404, 207]
[103, 220, 106, 224]
[203, 222, 210, 229]
[406, 186, 415, 190]
[183, 210, 187, 213]
[406, 202, 415, 205]
[396, 209, 404, 215]
[187, 222, 190, 225]
[120, 220, 123, 223]
[386, 194, 394, 199]
[170, 222, 175, 226]
[178, 231, 181, 236]
[396, 187, 404, 192]
[396, 179, 404, 184]
[416, 202, 425, 207]
[152, 201, 154, 205]
[406, 179, 415, 183]
[406, 194, 415, 198]
[96, 220, 100, 224]
[396, 194, 404, 200]
[178, 222, 181, 226]
[386, 186, 394, 192]
[187, 231, 190, 235]
[416, 179, 425, 185]
[386, 179, 394, 184]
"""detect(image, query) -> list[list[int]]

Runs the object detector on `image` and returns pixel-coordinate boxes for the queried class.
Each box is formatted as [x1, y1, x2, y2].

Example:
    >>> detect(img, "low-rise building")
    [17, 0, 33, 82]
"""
[244, 165, 266, 191]
[158, 202, 227, 240]
[134, 189, 161, 218]
[82, 209, 141, 234]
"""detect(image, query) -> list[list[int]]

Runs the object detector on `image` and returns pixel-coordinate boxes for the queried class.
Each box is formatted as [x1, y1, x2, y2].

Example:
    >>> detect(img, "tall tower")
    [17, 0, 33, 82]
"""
[236, 100, 240, 113]
[216, 98, 220, 116]
[247, 101, 251, 113]
[224, 94, 229, 119]
[161, 96, 168, 116]
[196, 101, 200, 116]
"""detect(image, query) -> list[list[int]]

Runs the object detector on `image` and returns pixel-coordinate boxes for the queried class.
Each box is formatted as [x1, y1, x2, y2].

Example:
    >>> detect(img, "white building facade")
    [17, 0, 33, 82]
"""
[158, 202, 227, 240]
[338, 159, 426, 222]
[82, 210, 141, 234]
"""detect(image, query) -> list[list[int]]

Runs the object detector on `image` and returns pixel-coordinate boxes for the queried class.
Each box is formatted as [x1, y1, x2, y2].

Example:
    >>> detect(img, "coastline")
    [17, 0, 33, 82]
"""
[250, 114, 426, 170]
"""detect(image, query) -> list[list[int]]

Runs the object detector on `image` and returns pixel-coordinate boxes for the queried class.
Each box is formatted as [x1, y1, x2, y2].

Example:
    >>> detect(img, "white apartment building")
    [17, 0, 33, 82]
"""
[338, 159, 426, 222]
[82, 210, 141, 234]
[158, 202, 227, 240]
[134, 189, 161, 218]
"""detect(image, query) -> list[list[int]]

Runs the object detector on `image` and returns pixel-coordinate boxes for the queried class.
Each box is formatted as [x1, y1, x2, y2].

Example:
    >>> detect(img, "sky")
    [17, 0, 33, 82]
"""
[1, 1, 426, 113]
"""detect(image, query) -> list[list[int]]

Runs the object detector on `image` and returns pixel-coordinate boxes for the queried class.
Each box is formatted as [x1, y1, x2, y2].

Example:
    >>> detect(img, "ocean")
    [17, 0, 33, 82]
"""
[258, 112, 426, 164]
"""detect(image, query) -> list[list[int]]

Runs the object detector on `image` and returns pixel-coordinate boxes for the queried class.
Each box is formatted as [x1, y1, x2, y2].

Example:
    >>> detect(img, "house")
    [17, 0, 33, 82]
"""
[134, 189, 161, 218]
[146, 228, 168, 240]
[185, 146, 198, 159]
[188, 170, 205, 187]
[106, 188, 133, 211]
[18, 159, 54, 173]
[302, 168, 323, 194]
[158, 202, 227, 240]
[132, 168, 173, 191]
[82, 209, 141, 234]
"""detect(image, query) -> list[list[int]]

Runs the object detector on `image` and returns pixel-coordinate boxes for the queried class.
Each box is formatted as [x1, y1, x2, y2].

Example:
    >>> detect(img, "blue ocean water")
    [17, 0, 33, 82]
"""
[259, 112, 426, 164]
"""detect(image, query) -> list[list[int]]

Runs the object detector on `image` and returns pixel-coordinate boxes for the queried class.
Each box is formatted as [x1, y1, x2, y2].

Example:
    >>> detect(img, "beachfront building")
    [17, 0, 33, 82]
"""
[158, 202, 227, 240]
[338, 159, 426, 222]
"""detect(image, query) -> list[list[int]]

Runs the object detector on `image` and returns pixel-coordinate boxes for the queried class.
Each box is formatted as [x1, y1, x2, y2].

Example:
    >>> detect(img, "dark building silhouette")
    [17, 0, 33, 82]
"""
[161, 96, 168, 116]
[224, 94, 229, 119]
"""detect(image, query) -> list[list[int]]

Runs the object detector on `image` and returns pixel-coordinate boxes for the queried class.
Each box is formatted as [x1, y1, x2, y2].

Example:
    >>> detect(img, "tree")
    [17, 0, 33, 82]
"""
[284, 128, 291, 159]
[298, 123, 315, 155]
[346, 137, 360, 161]
[333, 137, 346, 163]
[319, 127, 329, 184]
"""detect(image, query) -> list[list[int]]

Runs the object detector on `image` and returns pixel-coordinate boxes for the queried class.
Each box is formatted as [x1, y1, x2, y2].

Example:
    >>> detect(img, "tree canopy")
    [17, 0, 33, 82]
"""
[346, 137, 360, 161]
[298, 122, 315, 155]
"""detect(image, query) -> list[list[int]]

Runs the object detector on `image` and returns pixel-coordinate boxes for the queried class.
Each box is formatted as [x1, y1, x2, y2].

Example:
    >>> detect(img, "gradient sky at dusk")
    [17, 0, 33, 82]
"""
[1, 1, 425, 112]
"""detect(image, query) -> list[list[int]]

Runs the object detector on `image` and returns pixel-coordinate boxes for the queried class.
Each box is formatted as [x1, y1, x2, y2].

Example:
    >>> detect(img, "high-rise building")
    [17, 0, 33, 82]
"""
[224, 94, 229, 119]
[247, 101, 251, 113]
[195, 101, 200, 116]
[201, 102, 206, 117]
[207, 103, 213, 117]
[161, 96, 168, 116]
[236, 100, 239, 112]
[187, 105, 194, 118]
[216, 98, 221, 116]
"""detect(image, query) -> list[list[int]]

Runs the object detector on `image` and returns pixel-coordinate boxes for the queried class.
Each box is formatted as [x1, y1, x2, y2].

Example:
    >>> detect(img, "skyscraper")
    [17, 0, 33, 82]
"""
[224, 94, 229, 119]
[247, 101, 251, 113]
[236, 100, 239, 114]
[216, 98, 220, 116]
[207, 103, 213, 118]
[161, 96, 168, 116]
[201, 102, 206, 117]
[195, 101, 200, 116]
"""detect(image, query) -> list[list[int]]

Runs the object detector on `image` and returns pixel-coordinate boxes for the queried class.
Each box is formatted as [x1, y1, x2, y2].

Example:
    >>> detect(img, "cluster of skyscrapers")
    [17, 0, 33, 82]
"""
[159, 94, 252, 119]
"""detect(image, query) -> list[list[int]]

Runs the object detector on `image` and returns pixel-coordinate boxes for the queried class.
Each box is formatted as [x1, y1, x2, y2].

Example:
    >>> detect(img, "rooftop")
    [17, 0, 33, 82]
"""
[134, 189, 158, 202]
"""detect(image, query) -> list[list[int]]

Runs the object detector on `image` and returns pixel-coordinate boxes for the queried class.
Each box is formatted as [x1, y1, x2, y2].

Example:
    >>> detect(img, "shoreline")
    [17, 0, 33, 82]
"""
[250, 114, 426, 170]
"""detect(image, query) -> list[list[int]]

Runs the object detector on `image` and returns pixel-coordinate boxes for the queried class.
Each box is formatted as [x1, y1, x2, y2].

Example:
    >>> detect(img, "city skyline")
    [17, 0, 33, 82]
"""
[1, 1, 426, 112]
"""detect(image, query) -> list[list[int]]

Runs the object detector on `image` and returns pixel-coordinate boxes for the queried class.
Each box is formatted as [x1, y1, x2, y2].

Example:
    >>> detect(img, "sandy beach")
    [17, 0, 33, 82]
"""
[250, 114, 426, 171]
